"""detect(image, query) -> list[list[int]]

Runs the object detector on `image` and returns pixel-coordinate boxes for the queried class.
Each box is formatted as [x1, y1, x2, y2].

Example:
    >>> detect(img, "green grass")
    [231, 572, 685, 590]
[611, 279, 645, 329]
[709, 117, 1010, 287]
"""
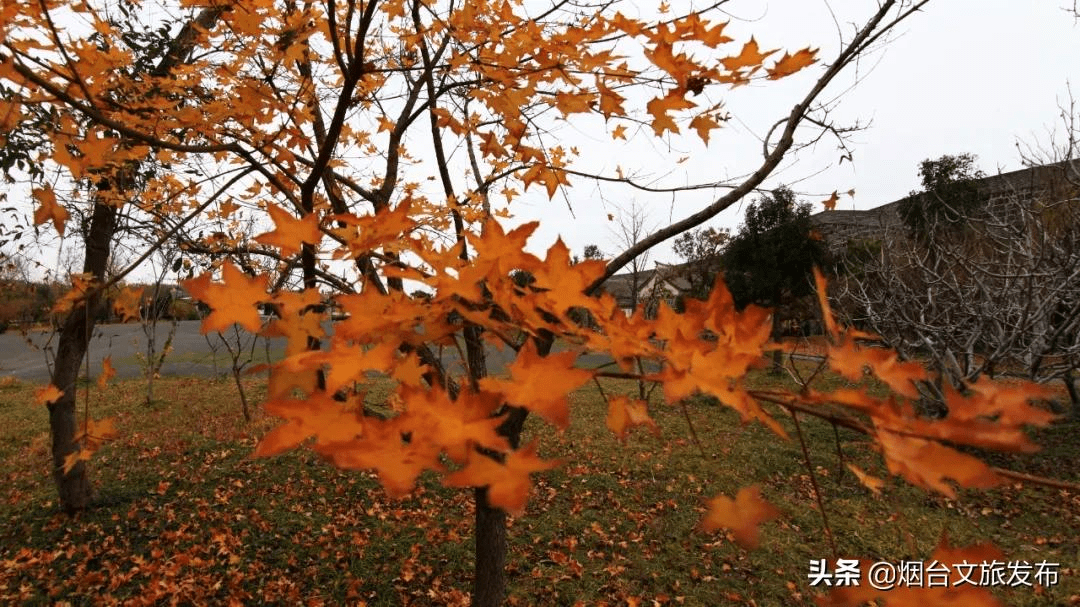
[0, 371, 1077, 606]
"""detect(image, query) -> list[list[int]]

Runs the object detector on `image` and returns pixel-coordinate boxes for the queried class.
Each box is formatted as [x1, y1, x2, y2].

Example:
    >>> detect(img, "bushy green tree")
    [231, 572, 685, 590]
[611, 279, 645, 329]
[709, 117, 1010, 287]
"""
[672, 226, 728, 304]
[897, 153, 986, 241]
[723, 187, 830, 370]
[582, 244, 603, 261]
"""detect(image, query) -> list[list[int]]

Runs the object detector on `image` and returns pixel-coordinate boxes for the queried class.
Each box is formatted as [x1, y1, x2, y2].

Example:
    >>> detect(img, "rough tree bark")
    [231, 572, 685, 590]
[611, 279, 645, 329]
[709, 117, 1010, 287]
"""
[474, 388, 531, 606]
[49, 198, 117, 513]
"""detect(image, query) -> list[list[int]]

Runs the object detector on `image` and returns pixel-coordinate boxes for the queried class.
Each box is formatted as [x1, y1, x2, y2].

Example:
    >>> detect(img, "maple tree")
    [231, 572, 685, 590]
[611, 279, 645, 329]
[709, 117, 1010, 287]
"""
[4, 0, 1074, 604]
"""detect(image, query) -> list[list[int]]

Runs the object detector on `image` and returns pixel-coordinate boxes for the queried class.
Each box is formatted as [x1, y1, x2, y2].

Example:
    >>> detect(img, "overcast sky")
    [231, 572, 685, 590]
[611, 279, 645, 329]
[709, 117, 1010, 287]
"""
[504, 0, 1080, 268]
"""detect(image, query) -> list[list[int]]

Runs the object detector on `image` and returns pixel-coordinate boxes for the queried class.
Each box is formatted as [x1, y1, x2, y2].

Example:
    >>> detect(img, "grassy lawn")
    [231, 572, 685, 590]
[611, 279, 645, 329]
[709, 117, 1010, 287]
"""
[0, 370, 1077, 606]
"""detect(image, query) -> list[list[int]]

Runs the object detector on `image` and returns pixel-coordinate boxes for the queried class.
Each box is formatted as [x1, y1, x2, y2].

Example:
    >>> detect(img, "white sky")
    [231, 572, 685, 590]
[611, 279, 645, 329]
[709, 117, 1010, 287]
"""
[504, 0, 1080, 267]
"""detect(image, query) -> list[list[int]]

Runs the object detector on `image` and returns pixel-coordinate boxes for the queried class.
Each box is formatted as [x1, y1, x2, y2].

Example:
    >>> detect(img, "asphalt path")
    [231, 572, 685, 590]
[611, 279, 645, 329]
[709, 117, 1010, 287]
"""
[0, 320, 278, 383]
[0, 320, 625, 384]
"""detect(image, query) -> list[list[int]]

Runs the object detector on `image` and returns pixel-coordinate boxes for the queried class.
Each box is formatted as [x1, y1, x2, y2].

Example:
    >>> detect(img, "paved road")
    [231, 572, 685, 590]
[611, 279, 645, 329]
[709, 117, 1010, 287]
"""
[0, 321, 285, 383]
[0, 320, 625, 383]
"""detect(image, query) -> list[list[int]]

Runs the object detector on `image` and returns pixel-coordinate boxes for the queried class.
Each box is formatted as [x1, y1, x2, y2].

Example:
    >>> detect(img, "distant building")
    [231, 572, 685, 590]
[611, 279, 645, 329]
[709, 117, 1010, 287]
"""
[809, 159, 1080, 253]
[604, 262, 694, 317]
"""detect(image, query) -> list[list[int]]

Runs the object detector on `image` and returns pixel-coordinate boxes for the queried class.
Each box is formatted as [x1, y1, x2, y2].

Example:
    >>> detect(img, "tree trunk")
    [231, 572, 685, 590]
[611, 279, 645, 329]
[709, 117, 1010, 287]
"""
[473, 405, 529, 606]
[770, 310, 783, 375]
[473, 487, 508, 607]
[464, 322, 502, 605]
[49, 199, 118, 513]
[470, 327, 539, 606]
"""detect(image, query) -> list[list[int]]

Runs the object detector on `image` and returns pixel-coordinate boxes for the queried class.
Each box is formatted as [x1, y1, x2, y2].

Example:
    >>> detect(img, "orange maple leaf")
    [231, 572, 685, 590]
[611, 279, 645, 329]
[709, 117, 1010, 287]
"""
[254, 203, 323, 257]
[653, 348, 787, 440]
[62, 450, 94, 475]
[701, 485, 780, 549]
[646, 91, 696, 136]
[611, 124, 628, 140]
[182, 262, 269, 334]
[462, 220, 543, 286]
[113, 286, 143, 322]
[63, 416, 119, 474]
[531, 238, 607, 315]
[689, 278, 774, 356]
[478, 131, 506, 158]
[261, 289, 326, 356]
[766, 47, 818, 80]
[596, 79, 626, 120]
[877, 431, 1000, 498]
[97, 356, 116, 390]
[553, 91, 594, 117]
[333, 289, 429, 344]
[399, 385, 510, 463]
[609, 12, 643, 36]
[52, 274, 94, 316]
[329, 201, 416, 260]
[829, 335, 926, 399]
[443, 441, 559, 516]
[845, 464, 885, 495]
[644, 40, 694, 83]
[315, 415, 443, 498]
[32, 187, 69, 235]
[813, 267, 839, 339]
[688, 114, 721, 144]
[721, 37, 777, 72]
[316, 339, 398, 394]
[963, 375, 1059, 428]
[35, 384, 63, 405]
[267, 364, 321, 400]
[77, 416, 118, 443]
[519, 164, 568, 199]
[255, 391, 366, 457]
[822, 190, 839, 211]
[698, 20, 734, 48]
[391, 353, 429, 387]
[479, 341, 592, 429]
[605, 395, 658, 441]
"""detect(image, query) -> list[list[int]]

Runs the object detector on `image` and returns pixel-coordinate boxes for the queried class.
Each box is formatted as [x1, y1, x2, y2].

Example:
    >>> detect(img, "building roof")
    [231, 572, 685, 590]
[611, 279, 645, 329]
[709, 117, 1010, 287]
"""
[604, 262, 696, 309]
[603, 269, 656, 308]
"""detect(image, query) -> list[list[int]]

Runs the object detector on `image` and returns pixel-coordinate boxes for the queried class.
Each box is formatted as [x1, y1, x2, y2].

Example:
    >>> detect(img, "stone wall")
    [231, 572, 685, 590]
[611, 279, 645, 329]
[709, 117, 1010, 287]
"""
[810, 160, 1080, 252]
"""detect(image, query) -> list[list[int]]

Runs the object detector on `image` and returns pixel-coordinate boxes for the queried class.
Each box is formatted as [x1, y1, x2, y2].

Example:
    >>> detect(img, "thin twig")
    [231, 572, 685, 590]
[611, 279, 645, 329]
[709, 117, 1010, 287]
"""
[832, 423, 845, 481]
[678, 399, 708, 458]
[790, 409, 838, 560]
